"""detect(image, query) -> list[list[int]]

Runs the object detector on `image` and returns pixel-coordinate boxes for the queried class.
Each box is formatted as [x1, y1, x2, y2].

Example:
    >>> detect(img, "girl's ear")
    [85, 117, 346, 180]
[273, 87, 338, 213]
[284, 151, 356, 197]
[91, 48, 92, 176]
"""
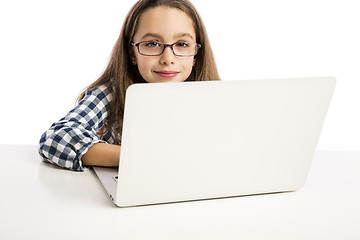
[131, 57, 137, 65]
[129, 47, 137, 65]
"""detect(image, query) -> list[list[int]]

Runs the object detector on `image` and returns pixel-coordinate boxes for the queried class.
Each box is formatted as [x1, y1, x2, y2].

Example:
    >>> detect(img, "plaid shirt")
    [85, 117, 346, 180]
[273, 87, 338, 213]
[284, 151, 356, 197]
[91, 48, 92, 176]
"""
[38, 85, 117, 171]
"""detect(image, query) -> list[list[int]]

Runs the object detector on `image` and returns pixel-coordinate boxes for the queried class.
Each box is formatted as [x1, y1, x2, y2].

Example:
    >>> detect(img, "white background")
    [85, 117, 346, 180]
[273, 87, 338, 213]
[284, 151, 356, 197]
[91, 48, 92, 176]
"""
[0, 0, 359, 150]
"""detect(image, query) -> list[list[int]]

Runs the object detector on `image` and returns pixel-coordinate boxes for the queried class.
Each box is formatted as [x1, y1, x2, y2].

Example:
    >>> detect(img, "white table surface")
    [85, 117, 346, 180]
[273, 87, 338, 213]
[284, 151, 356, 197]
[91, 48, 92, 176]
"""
[0, 145, 359, 240]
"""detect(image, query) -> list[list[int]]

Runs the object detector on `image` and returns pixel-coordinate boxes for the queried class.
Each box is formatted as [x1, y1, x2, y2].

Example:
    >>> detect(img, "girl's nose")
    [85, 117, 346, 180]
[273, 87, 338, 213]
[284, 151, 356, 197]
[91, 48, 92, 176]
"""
[159, 46, 175, 65]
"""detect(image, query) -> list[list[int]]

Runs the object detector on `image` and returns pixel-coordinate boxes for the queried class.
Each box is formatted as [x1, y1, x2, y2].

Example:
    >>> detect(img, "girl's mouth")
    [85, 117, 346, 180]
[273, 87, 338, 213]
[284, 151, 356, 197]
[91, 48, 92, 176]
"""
[154, 71, 180, 78]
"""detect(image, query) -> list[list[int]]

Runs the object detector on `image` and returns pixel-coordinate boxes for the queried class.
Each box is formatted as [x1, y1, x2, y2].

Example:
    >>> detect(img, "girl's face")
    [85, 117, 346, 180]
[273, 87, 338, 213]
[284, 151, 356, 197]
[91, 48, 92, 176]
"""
[132, 6, 196, 83]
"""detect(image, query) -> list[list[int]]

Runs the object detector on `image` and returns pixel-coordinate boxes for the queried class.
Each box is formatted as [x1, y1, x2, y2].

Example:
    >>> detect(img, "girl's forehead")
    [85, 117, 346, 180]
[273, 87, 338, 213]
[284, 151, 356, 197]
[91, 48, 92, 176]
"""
[134, 6, 196, 41]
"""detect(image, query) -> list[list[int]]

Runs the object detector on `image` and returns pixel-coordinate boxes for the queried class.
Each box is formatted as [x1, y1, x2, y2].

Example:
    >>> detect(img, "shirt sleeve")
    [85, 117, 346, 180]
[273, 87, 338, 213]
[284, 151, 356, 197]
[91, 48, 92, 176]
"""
[38, 85, 113, 171]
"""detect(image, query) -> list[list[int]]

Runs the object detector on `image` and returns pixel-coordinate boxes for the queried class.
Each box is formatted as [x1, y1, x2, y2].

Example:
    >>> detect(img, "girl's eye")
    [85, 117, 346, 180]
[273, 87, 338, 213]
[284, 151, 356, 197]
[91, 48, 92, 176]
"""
[145, 41, 161, 47]
[176, 42, 189, 48]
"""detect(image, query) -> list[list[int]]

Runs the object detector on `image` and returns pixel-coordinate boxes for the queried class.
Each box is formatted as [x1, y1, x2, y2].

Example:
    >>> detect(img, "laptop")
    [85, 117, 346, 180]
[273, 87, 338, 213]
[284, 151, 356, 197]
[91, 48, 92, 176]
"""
[93, 76, 336, 207]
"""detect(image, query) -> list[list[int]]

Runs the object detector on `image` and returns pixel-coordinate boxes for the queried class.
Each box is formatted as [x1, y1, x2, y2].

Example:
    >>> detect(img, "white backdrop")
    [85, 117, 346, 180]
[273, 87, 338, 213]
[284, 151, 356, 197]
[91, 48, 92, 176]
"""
[1, 0, 359, 150]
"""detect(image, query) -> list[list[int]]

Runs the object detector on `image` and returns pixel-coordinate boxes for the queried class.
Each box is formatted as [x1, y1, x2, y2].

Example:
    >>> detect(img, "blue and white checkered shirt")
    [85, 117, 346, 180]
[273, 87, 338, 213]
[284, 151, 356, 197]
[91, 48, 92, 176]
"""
[38, 85, 117, 171]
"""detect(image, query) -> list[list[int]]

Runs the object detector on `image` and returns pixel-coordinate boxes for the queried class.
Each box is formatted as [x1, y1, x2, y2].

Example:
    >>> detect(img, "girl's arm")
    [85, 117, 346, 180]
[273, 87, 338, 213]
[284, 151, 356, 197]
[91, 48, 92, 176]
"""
[38, 85, 116, 171]
[82, 143, 120, 167]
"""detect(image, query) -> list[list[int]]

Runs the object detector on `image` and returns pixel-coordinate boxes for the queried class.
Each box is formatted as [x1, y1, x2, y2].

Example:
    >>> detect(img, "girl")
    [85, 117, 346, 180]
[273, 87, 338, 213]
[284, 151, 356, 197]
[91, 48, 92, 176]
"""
[38, 0, 220, 171]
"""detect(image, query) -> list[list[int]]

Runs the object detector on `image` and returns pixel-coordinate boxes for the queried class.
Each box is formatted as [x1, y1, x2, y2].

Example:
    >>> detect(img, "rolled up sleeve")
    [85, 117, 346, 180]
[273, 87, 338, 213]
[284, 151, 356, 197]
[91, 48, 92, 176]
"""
[38, 85, 113, 171]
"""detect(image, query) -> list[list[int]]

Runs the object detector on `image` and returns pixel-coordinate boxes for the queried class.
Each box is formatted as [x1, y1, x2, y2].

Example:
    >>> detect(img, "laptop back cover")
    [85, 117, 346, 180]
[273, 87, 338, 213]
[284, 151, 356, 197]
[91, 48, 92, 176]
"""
[116, 77, 336, 207]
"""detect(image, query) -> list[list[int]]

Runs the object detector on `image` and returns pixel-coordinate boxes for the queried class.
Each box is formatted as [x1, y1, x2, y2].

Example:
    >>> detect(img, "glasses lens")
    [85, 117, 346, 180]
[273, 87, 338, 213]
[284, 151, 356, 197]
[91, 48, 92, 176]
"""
[173, 41, 197, 56]
[139, 41, 163, 56]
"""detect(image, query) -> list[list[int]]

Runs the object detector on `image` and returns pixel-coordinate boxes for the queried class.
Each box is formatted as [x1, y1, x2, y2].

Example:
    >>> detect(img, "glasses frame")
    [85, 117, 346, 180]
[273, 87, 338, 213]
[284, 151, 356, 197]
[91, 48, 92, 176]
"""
[130, 41, 201, 57]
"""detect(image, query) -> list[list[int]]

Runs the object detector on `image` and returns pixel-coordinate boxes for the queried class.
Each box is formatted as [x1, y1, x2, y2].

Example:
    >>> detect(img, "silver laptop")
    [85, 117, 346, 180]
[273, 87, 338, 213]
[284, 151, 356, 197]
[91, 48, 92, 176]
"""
[93, 76, 336, 207]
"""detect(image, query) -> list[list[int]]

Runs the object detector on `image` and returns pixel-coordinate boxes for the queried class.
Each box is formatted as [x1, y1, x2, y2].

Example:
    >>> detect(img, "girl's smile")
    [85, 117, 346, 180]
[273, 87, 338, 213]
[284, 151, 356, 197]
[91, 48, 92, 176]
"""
[154, 70, 180, 78]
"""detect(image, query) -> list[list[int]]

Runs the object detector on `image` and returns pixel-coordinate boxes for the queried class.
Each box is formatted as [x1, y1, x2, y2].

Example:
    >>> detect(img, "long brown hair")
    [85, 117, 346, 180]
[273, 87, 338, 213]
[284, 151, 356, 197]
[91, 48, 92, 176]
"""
[78, 0, 220, 144]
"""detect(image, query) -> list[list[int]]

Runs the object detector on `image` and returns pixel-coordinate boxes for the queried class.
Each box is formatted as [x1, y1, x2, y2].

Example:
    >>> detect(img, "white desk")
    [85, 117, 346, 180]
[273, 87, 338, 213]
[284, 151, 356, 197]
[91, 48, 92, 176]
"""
[0, 145, 359, 240]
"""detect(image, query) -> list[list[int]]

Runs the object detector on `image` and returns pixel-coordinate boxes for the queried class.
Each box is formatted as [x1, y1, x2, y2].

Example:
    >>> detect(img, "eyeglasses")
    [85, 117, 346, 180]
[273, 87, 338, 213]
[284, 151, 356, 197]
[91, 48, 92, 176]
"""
[131, 41, 201, 57]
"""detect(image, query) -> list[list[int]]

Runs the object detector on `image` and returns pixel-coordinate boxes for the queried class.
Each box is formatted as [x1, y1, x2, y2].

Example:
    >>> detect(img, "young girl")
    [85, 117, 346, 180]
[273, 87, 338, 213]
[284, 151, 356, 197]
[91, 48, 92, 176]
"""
[38, 0, 220, 171]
